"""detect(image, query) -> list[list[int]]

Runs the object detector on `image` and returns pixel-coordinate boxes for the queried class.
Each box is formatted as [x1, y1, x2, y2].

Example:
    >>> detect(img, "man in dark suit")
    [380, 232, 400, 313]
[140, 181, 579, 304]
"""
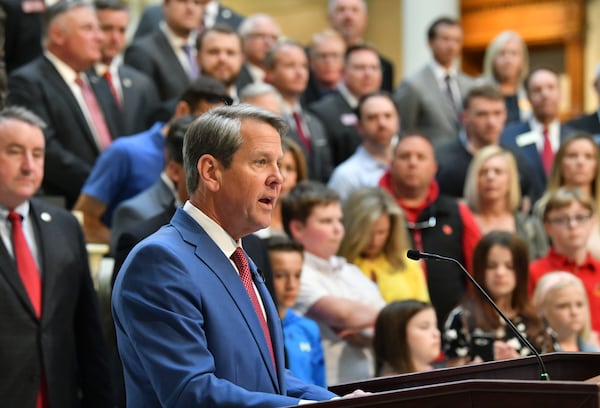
[394, 16, 475, 146]
[7, 1, 121, 208]
[0, 106, 112, 407]
[309, 44, 382, 166]
[436, 84, 532, 200]
[327, 0, 394, 92]
[302, 29, 347, 106]
[2, 0, 44, 74]
[501, 68, 576, 203]
[237, 13, 281, 88]
[566, 62, 600, 137]
[112, 105, 360, 405]
[124, 0, 202, 103]
[196, 25, 245, 102]
[265, 40, 332, 183]
[133, 0, 244, 40]
[94, 0, 160, 136]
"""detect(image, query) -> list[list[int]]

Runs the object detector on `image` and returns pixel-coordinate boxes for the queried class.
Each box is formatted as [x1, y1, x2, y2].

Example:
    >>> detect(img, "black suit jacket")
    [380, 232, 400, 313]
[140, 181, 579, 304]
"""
[124, 30, 191, 102]
[565, 111, 600, 136]
[0, 199, 111, 407]
[103, 64, 161, 136]
[7, 57, 120, 208]
[2, 0, 43, 73]
[379, 54, 394, 92]
[285, 110, 332, 183]
[133, 3, 244, 40]
[308, 91, 361, 166]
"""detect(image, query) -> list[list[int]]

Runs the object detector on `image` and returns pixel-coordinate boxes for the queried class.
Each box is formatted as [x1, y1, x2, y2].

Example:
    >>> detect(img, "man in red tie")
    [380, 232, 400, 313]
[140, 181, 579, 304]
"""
[500, 67, 577, 204]
[265, 40, 333, 183]
[94, 0, 160, 136]
[7, 0, 121, 208]
[0, 106, 112, 407]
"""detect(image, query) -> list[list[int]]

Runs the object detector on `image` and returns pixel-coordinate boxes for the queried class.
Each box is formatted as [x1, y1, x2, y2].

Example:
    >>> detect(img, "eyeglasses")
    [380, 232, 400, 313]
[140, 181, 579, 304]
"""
[246, 33, 279, 42]
[406, 216, 437, 230]
[546, 213, 592, 227]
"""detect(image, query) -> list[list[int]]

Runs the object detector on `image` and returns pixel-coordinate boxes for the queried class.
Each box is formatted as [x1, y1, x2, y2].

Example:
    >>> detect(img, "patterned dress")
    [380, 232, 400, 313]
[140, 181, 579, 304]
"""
[443, 305, 550, 361]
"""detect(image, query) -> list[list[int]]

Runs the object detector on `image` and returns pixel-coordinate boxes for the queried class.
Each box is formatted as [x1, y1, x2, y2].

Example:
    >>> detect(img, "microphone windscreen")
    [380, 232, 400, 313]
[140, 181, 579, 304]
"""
[406, 249, 421, 260]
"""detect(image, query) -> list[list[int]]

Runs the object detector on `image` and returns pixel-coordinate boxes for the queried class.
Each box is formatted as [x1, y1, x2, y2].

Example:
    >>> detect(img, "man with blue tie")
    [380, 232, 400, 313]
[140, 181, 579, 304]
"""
[112, 105, 365, 406]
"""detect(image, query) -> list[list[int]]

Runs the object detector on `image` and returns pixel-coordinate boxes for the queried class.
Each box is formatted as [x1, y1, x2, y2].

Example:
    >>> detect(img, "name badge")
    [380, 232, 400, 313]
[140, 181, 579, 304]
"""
[340, 113, 357, 126]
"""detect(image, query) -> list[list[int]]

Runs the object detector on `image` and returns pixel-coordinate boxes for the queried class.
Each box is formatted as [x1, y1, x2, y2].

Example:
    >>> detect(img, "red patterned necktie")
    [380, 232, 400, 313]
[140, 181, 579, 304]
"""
[292, 111, 312, 153]
[8, 211, 42, 317]
[8, 211, 49, 408]
[230, 247, 276, 370]
[103, 70, 121, 107]
[541, 127, 554, 175]
[75, 75, 113, 150]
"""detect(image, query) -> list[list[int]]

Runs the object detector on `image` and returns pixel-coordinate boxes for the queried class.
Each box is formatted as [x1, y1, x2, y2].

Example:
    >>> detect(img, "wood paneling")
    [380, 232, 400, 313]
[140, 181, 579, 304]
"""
[460, 0, 585, 117]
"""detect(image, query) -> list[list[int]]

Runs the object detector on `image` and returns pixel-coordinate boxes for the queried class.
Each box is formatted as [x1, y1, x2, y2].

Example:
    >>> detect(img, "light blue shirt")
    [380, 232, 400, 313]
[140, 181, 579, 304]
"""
[327, 146, 388, 201]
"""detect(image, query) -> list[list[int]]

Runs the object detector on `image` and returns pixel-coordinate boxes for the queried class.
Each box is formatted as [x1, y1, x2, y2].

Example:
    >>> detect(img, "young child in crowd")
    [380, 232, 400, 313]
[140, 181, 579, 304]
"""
[266, 236, 327, 387]
[530, 187, 600, 338]
[533, 271, 599, 352]
[444, 231, 551, 366]
[373, 300, 440, 376]
[282, 181, 386, 386]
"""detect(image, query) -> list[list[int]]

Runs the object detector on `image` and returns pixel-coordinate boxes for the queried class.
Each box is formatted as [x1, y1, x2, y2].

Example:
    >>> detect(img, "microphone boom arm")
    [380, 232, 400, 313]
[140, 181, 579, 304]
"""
[411, 250, 550, 381]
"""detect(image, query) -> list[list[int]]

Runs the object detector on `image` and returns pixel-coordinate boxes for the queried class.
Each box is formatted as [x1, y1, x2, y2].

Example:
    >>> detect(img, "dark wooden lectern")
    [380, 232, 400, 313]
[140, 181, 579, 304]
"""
[295, 353, 600, 407]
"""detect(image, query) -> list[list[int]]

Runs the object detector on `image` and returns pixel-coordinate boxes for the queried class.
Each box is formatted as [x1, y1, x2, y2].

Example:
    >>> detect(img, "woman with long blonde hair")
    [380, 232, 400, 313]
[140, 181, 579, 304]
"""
[339, 187, 429, 303]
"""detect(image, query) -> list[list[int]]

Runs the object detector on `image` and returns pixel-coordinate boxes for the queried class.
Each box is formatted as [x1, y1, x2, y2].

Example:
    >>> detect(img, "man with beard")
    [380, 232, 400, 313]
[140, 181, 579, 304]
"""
[196, 25, 245, 103]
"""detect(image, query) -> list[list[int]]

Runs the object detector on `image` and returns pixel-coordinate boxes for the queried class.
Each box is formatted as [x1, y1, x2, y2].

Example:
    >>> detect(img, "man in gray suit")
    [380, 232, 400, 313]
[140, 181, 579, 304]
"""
[394, 16, 475, 146]
[124, 0, 202, 102]
[265, 40, 332, 183]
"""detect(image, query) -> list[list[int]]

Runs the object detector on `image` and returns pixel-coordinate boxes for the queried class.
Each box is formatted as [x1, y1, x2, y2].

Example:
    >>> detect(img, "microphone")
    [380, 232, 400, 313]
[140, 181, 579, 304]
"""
[407, 249, 550, 381]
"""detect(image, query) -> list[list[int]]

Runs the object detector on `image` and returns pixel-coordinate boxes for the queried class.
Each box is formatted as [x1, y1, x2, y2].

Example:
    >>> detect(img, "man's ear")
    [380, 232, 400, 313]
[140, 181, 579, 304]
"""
[288, 219, 304, 241]
[198, 154, 221, 192]
[174, 101, 191, 118]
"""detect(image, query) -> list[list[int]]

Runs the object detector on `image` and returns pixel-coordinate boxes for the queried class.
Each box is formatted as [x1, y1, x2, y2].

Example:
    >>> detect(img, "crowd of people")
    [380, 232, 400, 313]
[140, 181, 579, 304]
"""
[1, 0, 600, 406]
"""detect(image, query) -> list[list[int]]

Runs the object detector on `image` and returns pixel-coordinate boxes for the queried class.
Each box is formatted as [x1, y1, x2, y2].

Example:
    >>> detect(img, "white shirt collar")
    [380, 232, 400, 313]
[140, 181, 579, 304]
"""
[529, 117, 561, 152]
[44, 50, 80, 83]
[430, 59, 457, 82]
[182, 200, 240, 259]
[159, 20, 195, 50]
[337, 82, 359, 109]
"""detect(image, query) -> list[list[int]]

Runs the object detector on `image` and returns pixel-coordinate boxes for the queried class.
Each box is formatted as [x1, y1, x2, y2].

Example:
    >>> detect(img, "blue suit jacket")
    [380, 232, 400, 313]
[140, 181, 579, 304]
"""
[112, 208, 336, 407]
[500, 121, 575, 203]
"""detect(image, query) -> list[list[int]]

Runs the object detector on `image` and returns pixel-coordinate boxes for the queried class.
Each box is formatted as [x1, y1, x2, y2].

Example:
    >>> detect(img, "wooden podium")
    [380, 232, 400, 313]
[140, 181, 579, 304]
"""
[295, 353, 600, 407]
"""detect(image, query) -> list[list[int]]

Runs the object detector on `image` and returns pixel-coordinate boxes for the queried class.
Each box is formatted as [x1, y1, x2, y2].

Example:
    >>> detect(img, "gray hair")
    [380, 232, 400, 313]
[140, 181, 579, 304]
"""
[239, 82, 282, 103]
[0, 106, 47, 129]
[43, 0, 95, 41]
[183, 104, 288, 194]
[237, 13, 281, 39]
[263, 39, 305, 70]
[327, 0, 366, 14]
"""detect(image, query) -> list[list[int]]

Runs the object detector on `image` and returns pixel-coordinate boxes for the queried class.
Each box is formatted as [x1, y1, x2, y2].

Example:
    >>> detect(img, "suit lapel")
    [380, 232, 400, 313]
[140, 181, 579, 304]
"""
[0, 232, 37, 319]
[88, 69, 122, 138]
[424, 66, 456, 126]
[41, 57, 100, 155]
[172, 210, 281, 391]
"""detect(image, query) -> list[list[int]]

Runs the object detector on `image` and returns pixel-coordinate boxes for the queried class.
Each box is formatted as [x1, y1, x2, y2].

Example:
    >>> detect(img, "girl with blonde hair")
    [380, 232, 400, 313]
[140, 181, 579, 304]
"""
[339, 187, 429, 303]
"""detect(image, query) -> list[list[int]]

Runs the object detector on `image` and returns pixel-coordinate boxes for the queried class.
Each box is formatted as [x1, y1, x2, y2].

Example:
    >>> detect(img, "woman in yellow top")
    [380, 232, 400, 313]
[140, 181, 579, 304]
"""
[339, 187, 430, 303]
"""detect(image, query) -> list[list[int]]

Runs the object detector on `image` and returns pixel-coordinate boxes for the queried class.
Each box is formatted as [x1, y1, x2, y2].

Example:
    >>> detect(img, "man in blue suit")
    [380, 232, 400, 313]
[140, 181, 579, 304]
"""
[112, 105, 361, 406]
[500, 67, 575, 204]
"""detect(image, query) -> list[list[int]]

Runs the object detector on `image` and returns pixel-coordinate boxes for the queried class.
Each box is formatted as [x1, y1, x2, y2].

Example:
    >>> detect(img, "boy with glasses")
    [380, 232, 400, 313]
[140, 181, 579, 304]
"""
[530, 187, 600, 338]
